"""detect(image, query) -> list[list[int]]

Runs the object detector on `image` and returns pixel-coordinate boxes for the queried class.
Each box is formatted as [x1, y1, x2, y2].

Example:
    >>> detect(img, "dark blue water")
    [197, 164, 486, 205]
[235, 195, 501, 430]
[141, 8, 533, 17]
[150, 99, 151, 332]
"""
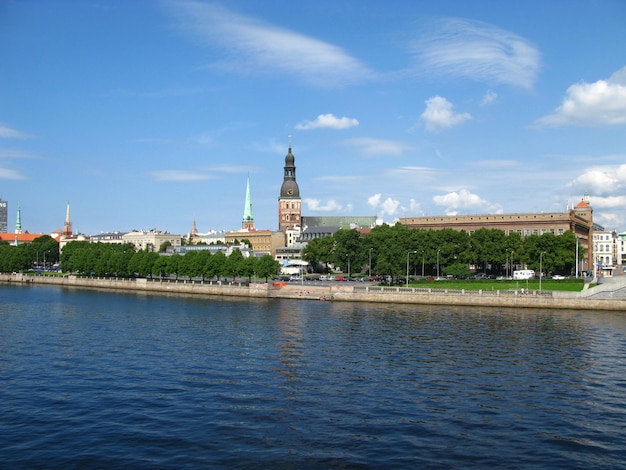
[1, 284, 625, 469]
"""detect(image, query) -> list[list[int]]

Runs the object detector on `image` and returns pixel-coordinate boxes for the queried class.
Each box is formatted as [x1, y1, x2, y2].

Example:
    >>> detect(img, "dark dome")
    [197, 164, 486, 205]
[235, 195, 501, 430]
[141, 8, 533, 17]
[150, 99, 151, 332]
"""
[280, 180, 300, 198]
[285, 148, 295, 165]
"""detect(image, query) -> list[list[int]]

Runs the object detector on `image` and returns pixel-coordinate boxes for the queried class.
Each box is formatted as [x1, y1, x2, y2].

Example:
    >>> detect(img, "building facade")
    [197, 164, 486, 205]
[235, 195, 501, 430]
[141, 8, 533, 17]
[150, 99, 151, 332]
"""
[278, 146, 301, 232]
[0, 199, 7, 233]
[122, 230, 182, 252]
[225, 229, 285, 257]
[399, 195, 594, 271]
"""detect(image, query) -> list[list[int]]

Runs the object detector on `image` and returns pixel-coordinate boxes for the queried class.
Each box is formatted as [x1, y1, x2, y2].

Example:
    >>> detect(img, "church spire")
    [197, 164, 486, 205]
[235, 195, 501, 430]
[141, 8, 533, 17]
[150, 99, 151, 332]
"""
[242, 174, 254, 231]
[63, 201, 73, 236]
[15, 205, 22, 234]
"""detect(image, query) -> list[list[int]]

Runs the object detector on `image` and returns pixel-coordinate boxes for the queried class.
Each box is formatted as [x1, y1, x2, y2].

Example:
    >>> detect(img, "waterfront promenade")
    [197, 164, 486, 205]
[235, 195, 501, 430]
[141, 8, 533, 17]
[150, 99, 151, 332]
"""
[2, 273, 625, 311]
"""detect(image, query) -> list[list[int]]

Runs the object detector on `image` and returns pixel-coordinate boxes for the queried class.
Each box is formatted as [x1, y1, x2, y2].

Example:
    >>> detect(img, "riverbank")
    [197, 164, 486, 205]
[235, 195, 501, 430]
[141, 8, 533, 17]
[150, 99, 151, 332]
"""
[2, 273, 625, 311]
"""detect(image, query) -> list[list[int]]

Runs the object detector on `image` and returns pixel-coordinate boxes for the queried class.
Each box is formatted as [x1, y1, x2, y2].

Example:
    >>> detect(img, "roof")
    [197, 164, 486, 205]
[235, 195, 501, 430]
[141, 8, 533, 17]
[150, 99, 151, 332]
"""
[0, 233, 52, 243]
[575, 200, 590, 207]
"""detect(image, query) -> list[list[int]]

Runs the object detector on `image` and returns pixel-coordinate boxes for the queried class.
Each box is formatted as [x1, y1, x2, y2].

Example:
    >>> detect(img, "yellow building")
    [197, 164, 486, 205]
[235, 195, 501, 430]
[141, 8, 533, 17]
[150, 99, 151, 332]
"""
[225, 229, 285, 257]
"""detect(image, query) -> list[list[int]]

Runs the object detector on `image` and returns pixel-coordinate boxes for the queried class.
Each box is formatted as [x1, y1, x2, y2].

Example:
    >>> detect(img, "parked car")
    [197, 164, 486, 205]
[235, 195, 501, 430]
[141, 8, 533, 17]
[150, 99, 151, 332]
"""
[552, 275, 565, 280]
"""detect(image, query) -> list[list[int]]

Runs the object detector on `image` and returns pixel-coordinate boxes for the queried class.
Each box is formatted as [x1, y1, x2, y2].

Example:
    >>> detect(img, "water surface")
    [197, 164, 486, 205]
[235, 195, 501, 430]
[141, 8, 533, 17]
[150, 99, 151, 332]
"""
[1, 284, 625, 468]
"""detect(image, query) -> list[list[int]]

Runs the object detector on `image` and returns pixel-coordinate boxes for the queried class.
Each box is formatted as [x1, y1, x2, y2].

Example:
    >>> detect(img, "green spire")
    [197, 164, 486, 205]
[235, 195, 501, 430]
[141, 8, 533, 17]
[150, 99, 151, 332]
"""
[15, 205, 22, 234]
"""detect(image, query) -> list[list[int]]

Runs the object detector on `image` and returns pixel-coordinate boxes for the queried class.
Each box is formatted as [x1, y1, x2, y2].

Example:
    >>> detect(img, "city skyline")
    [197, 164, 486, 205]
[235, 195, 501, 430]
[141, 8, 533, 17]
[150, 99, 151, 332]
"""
[1, 1, 625, 235]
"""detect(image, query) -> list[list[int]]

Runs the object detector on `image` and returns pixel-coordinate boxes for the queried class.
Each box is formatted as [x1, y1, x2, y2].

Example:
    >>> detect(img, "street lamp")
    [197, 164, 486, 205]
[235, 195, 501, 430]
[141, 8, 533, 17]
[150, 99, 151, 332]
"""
[406, 250, 416, 287]
[346, 255, 351, 279]
[437, 249, 441, 279]
[575, 237, 579, 279]
[421, 251, 425, 278]
[369, 248, 373, 278]
[539, 251, 545, 292]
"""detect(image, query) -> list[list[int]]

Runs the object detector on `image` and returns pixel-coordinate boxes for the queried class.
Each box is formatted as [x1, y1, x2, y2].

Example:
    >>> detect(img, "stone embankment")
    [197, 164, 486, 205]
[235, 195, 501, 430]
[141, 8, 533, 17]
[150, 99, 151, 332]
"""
[2, 273, 625, 311]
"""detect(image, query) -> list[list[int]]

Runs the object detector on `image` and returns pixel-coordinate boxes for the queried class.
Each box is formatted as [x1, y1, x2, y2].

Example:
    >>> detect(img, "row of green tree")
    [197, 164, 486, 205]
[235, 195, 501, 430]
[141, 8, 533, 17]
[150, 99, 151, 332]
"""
[59, 241, 281, 281]
[0, 235, 60, 273]
[302, 224, 585, 278]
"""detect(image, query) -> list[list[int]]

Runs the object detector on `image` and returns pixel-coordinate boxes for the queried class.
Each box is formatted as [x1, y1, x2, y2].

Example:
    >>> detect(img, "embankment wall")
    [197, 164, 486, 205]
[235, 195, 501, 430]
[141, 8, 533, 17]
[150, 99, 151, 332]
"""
[1, 274, 624, 311]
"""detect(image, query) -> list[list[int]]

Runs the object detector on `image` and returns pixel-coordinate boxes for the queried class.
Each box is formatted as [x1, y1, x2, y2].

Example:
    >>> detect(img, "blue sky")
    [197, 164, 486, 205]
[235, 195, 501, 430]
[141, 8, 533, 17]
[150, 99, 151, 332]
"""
[1, 0, 625, 236]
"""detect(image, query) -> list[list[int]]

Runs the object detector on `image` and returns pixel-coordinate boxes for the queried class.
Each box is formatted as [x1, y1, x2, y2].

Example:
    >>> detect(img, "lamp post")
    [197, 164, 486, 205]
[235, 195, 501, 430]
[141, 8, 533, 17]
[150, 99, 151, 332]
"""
[510, 250, 514, 278]
[369, 248, 373, 278]
[506, 251, 509, 278]
[437, 249, 440, 279]
[539, 251, 545, 292]
[346, 255, 351, 279]
[406, 250, 416, 287]
[421, 251, 425, 278]
[575, 237, 579, 279]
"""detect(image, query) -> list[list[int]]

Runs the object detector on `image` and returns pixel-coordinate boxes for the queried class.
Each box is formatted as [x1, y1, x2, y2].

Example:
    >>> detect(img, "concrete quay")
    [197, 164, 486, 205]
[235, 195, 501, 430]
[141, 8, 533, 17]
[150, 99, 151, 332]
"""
[2, 273, 625, 311]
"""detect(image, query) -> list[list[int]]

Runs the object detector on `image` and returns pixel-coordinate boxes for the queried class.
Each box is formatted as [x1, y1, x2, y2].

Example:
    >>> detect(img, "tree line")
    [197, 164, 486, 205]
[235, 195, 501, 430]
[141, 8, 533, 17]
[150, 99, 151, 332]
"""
[1, 225, 585, 280]
[58, 242, 281, 281]
[302, 224, 585, 278]
[0, 235, 59, 273]
[0, 237, 281, 282]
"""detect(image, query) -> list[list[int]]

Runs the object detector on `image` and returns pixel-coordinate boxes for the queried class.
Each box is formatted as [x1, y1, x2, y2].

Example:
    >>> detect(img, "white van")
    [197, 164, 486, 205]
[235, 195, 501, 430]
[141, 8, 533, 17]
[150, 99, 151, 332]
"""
[513, 269, 535, 280]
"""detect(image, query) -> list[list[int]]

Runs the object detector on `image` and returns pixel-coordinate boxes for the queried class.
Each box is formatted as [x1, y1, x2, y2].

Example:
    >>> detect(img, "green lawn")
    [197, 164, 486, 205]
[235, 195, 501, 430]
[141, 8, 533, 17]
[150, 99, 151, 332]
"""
[407, 278, 585, 292]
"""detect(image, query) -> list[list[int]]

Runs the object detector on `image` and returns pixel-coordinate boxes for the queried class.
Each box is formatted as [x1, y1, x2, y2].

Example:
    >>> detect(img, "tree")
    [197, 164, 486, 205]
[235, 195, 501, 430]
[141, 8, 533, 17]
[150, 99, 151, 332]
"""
[301, 236, 334, 273]
[241, 255, 258, 281]
[257, 254, 280, 281]
[329, 228, 363, 274]
[225, 249, 244, 280]
[206, 251, 226, 281]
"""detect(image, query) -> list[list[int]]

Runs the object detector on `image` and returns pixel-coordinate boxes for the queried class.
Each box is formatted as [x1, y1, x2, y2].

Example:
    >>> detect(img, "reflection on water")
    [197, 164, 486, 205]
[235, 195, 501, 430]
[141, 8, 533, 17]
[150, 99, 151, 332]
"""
[0, 283, 625, 469]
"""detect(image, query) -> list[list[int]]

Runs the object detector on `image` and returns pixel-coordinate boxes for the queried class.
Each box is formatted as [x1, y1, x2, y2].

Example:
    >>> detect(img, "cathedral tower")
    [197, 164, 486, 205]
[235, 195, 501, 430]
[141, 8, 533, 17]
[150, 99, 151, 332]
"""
[278, 144, 301, 232]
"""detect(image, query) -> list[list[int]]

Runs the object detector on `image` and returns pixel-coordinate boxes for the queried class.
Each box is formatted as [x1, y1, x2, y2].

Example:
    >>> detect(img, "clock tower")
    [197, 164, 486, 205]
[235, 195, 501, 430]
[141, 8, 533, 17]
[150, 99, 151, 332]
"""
[278, 145, 301, 232]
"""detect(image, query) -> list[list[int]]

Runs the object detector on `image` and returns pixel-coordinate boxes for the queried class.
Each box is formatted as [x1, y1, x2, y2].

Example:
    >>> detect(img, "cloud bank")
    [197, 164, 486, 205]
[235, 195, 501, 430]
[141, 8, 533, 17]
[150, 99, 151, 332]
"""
[433, 189, 502, 215]
[411, 18, 540, 89]
[295, 114, 359, 130]
[169, 0, 373, 87]
[536, 66, 626, 127]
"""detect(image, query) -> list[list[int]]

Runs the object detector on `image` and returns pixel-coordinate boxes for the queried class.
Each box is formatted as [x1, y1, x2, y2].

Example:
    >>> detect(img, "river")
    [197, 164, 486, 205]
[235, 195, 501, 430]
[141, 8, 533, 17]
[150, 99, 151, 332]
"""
[1, 283, 625, 468]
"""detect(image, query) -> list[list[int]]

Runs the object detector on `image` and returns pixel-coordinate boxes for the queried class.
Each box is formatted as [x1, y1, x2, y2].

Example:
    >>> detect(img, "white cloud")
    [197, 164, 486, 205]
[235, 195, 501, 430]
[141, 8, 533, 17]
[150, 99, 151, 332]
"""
[367, 193, 381, 208]
[569, 163, 626, 195]
[411, 18, 540, 89]
[409, 198, 422, 213]
[590, 195, 626, 209]
[481, 90, 498, 105]
[0, 124, 28, 139]
[149, 170, 212, 181]
[433, 189, 502, 214]
[367, 193, 402, 217]
[169, 1, 374, 87]
[304, 198, 343, 212]
[342, 138, 414, 156]
[0, 168, 26, 179]
[380, 197, 401, 216]
[421, 96, 471, 132]
[535, 66, 626, 127]
[295, 114, 359, 130]
[0, 149, 35, 159]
